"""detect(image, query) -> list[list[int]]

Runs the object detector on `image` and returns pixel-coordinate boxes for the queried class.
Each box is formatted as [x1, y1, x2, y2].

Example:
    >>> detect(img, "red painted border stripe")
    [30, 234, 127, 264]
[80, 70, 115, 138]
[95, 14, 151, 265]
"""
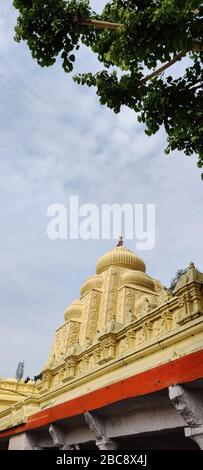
[1, 348, 203, 439]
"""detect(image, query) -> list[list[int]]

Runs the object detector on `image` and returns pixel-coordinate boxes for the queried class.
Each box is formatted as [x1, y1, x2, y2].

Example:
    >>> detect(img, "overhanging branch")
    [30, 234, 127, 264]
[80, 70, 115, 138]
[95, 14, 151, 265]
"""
[78, 18, 122, 30]
[76, 18, 202, 84]
[141, 51, 187, 84]
[78, 19, 203, 54]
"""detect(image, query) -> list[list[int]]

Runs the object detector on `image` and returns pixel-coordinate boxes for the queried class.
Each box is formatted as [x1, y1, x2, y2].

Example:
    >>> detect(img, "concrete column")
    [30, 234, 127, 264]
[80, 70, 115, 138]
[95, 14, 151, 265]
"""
[169, 385, 203, 426]
[96, 438, 118, 450]
[49, 424, 80, 450]
[84, 411, 118, 450]
[169, 384, 203, 449]
[185, 426, 203, 450]
[49, 424, 67, 448]
[8, 433, 39, 450]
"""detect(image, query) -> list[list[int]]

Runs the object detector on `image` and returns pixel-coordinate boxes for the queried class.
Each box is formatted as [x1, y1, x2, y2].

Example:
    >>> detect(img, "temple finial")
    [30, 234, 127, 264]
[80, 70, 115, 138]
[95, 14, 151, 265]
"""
[189, 261, 195, 270]
[116, 236, 123, 247]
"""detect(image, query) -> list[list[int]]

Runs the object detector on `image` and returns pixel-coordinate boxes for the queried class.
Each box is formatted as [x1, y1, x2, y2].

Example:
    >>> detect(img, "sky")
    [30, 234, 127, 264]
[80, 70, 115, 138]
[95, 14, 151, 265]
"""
[0, 0, 202, 378]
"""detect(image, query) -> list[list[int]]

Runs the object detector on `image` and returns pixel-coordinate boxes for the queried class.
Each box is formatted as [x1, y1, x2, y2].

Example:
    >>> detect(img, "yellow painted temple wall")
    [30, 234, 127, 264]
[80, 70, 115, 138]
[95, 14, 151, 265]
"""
[0, 246, 203, 432]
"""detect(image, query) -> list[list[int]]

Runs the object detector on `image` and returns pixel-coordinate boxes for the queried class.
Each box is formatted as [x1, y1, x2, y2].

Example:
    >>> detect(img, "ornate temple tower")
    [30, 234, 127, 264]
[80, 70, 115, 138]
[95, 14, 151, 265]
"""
[0, 245, 203, 450]
[46, 245, 161, 377]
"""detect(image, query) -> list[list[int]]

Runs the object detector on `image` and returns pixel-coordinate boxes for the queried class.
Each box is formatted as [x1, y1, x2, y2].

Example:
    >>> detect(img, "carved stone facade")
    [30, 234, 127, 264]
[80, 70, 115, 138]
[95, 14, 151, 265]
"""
[34, 246, 203, 392]
[0, 246, 203, 442]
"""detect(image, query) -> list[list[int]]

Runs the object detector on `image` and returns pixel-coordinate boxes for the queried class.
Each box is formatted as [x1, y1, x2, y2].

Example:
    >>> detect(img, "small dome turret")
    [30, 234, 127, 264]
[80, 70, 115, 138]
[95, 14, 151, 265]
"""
[64, 300, 82, 322]
[121, 270, 155, 291]
[80, 275, 103, 297]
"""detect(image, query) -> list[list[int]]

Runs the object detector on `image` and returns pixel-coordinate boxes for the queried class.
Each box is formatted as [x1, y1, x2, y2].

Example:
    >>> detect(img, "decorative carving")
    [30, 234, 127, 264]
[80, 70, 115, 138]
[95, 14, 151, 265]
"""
[84, 412, 105, 440]
[47, 328, 66, 367]
[84, 411, 118, 450]
[85, 290, 101, 342]
[124, 288, 135, 323]
[152, 316, 165, 337]
[125, 309, 136, 324]
[94, 345, 102, 365]
[47, 321, 80, 367]
[127, 330, 136, 348]
[88, 354, 95, 370]
[98, 270, 109, 332]
[98, 335, 116, 364]
[84, 355, 90, 372]
[77, 360, 84, 376]
[136, 327, 146, 345]
[145, 320, 153, 341]
[169, 384, 203, 427]
[105, 268, 120, 324]
[39, 370, 52, 392]
[63, 359, 77, 381]
[43, 256, 203, 387]
[67, 322, 80, 349]
[98, 268, 119, 329]
[117, 287, 125, 324]
[80, 293, 91, 345]
[153, 280, 164, 294]
[19, 246, 203, 396]
[49, 424, 68, 448]
[158, 288, 173, 305]
[118, 337, 128, 355]
[175, 286, 203, 325]
[135, 296, 156, 319]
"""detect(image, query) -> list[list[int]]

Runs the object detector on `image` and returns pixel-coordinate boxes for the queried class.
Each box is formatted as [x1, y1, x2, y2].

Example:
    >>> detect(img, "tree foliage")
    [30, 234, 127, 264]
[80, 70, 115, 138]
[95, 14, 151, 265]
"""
[13, 1, 203, 175]
[169, 267, 188, 291]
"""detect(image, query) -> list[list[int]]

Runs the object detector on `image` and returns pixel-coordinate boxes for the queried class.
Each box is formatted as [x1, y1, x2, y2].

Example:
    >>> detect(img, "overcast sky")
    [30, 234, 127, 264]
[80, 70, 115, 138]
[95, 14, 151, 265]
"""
[0, 0, 202, 378]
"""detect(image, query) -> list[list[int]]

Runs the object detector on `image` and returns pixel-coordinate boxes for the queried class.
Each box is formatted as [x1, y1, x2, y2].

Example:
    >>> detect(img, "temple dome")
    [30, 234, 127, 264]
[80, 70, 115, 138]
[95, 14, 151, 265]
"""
[80, 275, 103, 297]
[96, 246, 146, 274]
[120, 270, 155, 291]
[64, 300, 82, 322]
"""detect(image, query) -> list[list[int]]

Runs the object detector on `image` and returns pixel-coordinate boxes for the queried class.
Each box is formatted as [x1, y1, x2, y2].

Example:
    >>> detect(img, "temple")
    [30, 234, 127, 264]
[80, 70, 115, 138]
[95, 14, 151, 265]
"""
[0, 245, 203, 450]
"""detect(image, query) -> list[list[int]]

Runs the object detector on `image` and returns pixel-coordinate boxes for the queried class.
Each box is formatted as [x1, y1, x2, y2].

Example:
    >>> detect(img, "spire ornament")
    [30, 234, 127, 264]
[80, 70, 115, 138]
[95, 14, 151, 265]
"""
[116, 236, 123, 247]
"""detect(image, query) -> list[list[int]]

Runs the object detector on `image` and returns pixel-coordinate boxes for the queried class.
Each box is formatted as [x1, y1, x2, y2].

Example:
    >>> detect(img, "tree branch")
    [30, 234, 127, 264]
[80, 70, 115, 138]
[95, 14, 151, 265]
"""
[140, 51, 187, 84]
[188, 82, 202, 91]
[78, 19, 203, 54]
[78, 17, 203, 85]
[78, 19, 122, 30]
[78, 18, 203, 53]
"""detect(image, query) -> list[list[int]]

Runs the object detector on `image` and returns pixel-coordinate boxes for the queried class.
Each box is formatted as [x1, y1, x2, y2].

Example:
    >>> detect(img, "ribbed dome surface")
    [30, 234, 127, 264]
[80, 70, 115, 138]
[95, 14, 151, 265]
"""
[121, 270, 155, 291]
[64, 300, 82, 322]
[96, 246, 146, 274]
[80, 275, 103, 297]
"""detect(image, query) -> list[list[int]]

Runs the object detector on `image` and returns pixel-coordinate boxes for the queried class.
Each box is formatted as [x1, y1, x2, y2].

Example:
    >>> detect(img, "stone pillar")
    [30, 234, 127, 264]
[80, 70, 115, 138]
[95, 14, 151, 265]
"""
[8, 433, 38, 450]
[49, 424, 79, 449]
[84, 411, 118, 450]
[96, 438, 118, 450]
[185, 425, 203, 449]
[169, 384, 203, 449]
